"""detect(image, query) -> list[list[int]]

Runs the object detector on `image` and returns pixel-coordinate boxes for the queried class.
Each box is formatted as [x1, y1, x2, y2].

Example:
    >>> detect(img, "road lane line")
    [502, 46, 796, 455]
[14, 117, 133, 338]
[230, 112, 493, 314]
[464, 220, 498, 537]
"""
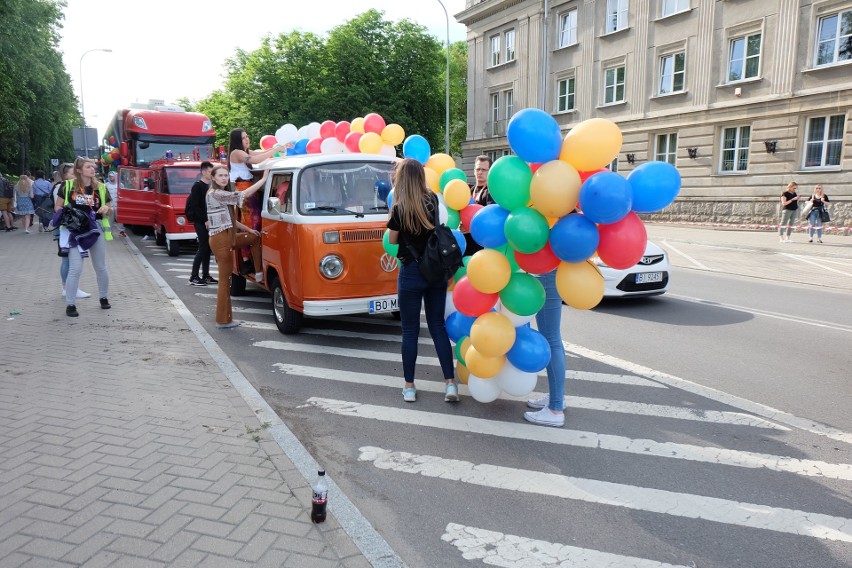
[358, 446, 852, 543]
[307, 398, 851, 479]
[781, 253, 852, 277]
[442, 523, 691, 568]
[197, 293, 268, 303]
[660, 240, 709, 270]
[566, 342, 852, 445]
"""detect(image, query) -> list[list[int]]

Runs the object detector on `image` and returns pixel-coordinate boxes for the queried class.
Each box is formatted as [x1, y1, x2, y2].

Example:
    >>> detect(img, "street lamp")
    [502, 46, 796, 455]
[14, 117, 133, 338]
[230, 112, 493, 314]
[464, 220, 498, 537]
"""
[436, 0, 451, 155]
[79, 48, 112, 157]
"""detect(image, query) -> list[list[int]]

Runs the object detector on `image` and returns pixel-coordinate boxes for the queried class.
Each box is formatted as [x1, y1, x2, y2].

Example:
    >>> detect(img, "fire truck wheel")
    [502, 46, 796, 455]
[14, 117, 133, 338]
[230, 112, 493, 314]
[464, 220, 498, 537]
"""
[155, 228, 166, 246]
[271, 275, 302, 334]
[166, 238, 180, 256]
[230, 274, 246, 296]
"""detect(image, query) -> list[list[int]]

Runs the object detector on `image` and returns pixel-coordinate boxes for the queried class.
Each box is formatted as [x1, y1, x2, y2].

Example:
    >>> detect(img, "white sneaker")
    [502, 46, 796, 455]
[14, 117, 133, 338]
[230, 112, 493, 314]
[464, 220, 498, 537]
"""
[76, 289, 91, 299]
[216, 320, 242, 329]
[254, 272, 264, 284]
[523, 407, 565, 428]
[527, 395, 549, 409]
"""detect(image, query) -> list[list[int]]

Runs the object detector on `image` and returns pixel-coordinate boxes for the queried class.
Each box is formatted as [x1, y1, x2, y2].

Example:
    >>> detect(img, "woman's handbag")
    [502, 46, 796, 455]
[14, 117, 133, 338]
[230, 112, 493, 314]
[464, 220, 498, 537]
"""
[800, 201, 813, 219]
[59, 206, 91, 233]
[819, 209, 830, 223]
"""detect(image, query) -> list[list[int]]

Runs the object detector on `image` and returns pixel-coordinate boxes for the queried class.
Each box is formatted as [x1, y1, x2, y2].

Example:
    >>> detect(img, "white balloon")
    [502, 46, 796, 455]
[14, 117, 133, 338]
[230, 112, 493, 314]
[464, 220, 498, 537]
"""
[436, 192, 449, 224]
[379, 144, 397, 157]
[306, 122, 322, 139]
[320, 138, 344, 154]
[276, 123, 298, 145]
[494, 361, 538, 397]
[445, 292, 456, 320]
[468, 375, 502, 403]
[498, 302, 535, 326]
[296, 125, 311, 140]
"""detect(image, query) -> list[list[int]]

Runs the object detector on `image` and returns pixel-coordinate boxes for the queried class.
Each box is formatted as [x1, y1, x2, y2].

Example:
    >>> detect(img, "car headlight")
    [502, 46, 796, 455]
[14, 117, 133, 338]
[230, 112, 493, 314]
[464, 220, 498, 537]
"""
[319, 255, 344, 279]
[176, 216, 186, 225]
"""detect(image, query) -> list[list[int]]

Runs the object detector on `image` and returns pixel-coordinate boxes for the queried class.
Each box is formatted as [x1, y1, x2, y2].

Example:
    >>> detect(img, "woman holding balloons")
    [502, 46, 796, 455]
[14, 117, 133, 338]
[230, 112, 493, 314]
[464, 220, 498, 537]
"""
[387, 159, 459, 403]
[227, 128, 286, 183]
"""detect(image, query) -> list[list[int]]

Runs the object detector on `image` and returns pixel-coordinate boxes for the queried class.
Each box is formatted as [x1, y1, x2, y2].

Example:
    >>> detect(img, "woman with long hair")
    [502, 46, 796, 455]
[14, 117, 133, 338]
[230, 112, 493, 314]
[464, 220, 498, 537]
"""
[51, 163, 89, 298]
[206, 164, 267, 329]
[55, 157, 111, 317]
[806, 184, 831, 243]
[387, 158, 458, 403]
[14, 173, 35, 233]
[778, 181, 799, 243]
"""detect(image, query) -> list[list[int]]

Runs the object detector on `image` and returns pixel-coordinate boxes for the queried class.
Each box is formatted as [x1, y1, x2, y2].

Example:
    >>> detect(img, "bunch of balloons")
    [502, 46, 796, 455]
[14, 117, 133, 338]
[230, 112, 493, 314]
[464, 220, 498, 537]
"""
[100, 147, 122, 168]
[257, 113, 405, 157]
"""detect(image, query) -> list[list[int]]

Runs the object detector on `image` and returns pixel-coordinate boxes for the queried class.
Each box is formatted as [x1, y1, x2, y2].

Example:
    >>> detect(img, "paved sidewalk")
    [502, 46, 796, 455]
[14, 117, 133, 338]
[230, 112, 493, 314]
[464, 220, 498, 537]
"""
[0, 230, 378, 567]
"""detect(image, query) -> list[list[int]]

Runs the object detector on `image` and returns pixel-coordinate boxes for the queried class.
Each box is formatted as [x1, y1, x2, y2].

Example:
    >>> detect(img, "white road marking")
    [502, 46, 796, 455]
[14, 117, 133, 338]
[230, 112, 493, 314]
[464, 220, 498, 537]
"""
[660, 240, 709, 270]
[781, 253, 852, 277]
[358, 446, 852, 543]
[306, 398, 851, 480]
[442, 523, 691, 568]
[566, 370, 665, 388]
[197, 292, 268, 303]
[566, 342, 852, 445]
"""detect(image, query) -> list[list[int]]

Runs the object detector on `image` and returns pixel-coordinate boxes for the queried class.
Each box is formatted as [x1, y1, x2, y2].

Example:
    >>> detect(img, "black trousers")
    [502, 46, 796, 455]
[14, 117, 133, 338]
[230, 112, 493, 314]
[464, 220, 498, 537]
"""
[191, 221, 211, 278]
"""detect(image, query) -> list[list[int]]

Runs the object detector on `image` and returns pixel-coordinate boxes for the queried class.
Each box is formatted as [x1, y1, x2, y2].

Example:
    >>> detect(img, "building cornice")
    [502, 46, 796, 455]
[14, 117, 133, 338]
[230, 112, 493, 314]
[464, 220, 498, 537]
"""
[456, 0, 530, 27]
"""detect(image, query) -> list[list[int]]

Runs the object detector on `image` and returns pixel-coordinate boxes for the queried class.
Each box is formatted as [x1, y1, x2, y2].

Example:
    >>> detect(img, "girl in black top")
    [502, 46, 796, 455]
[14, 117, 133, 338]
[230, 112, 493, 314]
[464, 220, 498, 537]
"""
[807, 185, 830, 243]
[387, 158, 458, 403]
[778, 181, 799, 243]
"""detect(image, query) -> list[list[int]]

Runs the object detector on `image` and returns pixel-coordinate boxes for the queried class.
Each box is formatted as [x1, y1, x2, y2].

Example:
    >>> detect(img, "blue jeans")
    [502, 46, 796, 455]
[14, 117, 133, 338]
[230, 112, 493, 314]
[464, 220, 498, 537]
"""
[397, 262, 455, 383]
[534, 270, 566, 411]
[808, 211, 823, 239]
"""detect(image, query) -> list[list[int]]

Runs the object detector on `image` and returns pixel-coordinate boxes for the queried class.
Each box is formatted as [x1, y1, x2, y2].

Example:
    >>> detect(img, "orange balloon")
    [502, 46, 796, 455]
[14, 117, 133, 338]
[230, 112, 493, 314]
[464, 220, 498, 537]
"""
[456, 360, 470, 384]
[559, 118, 623, 172]
[358, 132, 383, 154]
[555, 260, 605, 310]
[530, 160, 581, 218]
[466, 249, 510, 294]
[470, 312, 516, 357]
[381, 123, 405, 146]
[424, 167, 441, 194]
[351, 117, 365, 133]
[465, 346, 506, 378]
[425, 153, 456, 176]
[443, 179, 472, 210]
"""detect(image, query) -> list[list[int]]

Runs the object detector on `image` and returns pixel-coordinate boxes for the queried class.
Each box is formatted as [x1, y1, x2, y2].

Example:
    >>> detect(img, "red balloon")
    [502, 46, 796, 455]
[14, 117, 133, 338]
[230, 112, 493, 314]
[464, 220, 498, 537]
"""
[514, 242, 561, 275]
[319, 120, 336, 139]
[260, 135, 277, 150]
[307, 137, 323, 154]
[344, 131, 363, 153]
[459, 204, 483, 230]
[529, 163, 543, 173]
[363, 113, 386, 134]
[453, 276, 499, 317]
[597, 212, 647, 269]
[579, 168, 607, 183]
[335, 121, 351, 142]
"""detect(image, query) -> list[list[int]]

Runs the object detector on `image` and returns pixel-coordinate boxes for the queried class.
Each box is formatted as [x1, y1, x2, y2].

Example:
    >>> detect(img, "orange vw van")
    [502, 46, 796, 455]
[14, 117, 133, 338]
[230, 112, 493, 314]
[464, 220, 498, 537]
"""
[231, 154, 399, 334]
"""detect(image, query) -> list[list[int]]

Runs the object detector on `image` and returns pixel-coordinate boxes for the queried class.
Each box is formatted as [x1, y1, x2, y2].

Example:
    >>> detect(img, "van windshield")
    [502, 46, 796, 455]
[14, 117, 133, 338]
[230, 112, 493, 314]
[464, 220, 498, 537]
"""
[298, 162, 395, 216]
[162, 167, 200, 194]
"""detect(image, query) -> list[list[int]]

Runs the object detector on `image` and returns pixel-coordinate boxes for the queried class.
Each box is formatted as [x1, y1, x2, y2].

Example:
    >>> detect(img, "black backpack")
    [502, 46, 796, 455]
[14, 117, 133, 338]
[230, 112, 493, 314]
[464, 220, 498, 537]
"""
[406, 195, 463, 285]
[185, 181, 208, 223]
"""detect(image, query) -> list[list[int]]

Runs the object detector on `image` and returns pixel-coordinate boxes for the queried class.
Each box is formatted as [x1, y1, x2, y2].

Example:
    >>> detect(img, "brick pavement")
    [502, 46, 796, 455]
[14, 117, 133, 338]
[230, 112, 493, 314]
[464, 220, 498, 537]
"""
[0, 229, 377, 567]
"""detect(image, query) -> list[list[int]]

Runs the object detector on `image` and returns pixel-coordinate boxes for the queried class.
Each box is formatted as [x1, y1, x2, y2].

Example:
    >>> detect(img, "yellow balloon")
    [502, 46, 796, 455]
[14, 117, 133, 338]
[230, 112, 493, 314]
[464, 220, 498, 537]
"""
[443, 179, 471, 210]
[359, 131, 383, 154]
[425, 153, 456, 176]
[559, 118, 623, 172]
[465, 346, 506, 379]
[457, 336, 471, 364]
[424, 167, 441, 194]
[555, 260, 605, 310]
[381, 123, 405, 146]
[456, 360, 470, 385]
[530, 160, 581, 218]
[351, 117, 365, 133]
[470, 312, 516, 357]
[467, 249, 510, 294]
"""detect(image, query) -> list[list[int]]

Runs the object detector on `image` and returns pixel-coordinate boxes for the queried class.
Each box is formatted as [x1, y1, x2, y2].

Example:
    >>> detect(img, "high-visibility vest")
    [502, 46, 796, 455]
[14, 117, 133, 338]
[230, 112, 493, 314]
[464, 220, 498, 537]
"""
[65, 180, 113, 241]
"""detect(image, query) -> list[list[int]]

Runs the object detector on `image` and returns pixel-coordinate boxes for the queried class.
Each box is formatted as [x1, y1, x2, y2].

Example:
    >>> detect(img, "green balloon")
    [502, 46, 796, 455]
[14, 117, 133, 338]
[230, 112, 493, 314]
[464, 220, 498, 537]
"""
[499, 244, 521, 273]
[382, 229, 399, 257]
[446, 208, 461, 229]
[487, 156, 532, 211]
[454, 256, 471, 282]
[455, 335, 469, 365]
[499, 272, 545, 316]
[440, 168, 468, 192]
[504, 208, 550, 254]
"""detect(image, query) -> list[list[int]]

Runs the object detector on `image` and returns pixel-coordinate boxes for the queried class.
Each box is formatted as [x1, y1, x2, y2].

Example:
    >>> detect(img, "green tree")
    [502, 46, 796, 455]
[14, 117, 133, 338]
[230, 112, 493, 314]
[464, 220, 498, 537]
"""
[448, 40, 468, 157]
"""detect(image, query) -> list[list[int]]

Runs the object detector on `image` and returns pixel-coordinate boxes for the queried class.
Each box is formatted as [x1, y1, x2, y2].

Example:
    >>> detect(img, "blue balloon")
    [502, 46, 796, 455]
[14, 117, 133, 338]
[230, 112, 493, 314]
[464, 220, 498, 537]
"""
[375, 180, 392, 202]
[507, 326, 551, 373]
[549, 213, 599, 262]
[294, 138, 309, 155]
[452, 229, 467, 255]
[470, 204, 510, 249]
[578, 172, 632, 225]
[446, 311, 476, 343]
[285, 147, 297, 156]
[506, 108, 563, 164]
[386, 189, 395, 209]
[628, 161, 682, 213]
[402, 135, 431, 165]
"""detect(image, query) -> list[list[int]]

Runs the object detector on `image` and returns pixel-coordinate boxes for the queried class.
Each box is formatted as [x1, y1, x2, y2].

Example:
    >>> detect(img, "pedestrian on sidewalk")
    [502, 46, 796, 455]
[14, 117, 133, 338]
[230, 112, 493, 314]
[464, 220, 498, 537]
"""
[56, 157, 112, 317]
[52, 163, 90, 299]
[806, 185, 830, 244]
[386, 158, 459, 403]
[14, 173, 35, 233]
[32, 170, 53, 230]
[778, 181, 799, 243]
[0, 172, 16, 231]
[186, 161, 215, 287]
[206, 165, 266, 329]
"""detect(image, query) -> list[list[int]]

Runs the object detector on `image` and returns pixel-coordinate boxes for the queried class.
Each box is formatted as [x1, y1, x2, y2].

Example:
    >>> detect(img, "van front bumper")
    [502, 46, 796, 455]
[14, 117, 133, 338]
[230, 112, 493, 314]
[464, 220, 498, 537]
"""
[303, 294, 398, 316]
[166, 232, 198, 241]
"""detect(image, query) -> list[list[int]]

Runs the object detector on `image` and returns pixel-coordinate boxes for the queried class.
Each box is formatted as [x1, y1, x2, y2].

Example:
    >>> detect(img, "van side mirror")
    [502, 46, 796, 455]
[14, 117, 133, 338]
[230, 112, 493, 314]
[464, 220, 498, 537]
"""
[268, 197, 282, 214]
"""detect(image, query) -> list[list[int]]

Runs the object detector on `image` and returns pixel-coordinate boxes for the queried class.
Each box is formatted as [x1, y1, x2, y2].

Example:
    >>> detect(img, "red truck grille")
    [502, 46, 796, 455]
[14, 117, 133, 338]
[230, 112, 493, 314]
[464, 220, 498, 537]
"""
[340, 229, 384, 243]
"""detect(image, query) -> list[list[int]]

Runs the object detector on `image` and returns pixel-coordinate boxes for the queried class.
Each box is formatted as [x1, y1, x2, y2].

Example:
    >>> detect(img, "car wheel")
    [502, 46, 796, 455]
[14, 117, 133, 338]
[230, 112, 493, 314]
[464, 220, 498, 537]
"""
[155, 228, 166, 246]
[271, 275, 302, 334]
[166, 238, 179, 256]
[230, 273, 246, 296]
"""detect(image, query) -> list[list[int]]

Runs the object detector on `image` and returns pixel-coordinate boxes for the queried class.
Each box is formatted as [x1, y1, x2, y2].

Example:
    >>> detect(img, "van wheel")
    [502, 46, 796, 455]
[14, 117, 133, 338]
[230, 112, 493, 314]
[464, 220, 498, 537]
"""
[271, 276, 302, 334]
[230, 274, 246, 296]
[166, 238, 179, 256]
[155, 228, 166, 246]
[391, 311, 401, 320]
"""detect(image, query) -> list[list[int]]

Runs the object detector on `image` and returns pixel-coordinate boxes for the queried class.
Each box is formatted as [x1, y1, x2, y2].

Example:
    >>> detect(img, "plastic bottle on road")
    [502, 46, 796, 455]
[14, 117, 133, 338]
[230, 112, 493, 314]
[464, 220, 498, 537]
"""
[311, 470, 328, 523]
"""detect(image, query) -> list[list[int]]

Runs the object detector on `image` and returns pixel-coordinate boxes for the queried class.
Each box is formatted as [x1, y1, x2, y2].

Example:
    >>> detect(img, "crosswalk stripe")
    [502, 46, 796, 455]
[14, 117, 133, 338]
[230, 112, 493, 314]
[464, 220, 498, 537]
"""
[358, 446, 852, 543]
[197, 293, 267, 303]
[306, 397, 849, 479]
[442, 523, 691, 568]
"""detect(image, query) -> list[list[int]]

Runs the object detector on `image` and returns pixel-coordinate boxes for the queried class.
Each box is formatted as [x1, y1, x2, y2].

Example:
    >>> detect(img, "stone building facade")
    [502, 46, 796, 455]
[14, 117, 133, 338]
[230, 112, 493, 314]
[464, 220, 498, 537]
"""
[455, 0, 851, 227]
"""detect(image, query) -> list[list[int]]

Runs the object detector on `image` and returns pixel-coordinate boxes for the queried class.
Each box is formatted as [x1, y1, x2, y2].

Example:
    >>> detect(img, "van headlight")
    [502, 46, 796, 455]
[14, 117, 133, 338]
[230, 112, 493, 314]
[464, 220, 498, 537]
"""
[319, 255, 344, 279]
[176, 216, 186, 225]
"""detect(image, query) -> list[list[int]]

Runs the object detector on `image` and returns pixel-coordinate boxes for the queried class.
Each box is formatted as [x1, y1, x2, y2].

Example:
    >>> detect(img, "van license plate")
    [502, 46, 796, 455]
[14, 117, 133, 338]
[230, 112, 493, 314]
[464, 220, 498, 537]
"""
[636, 272, 663, 284]
[370, 298, 398, 313]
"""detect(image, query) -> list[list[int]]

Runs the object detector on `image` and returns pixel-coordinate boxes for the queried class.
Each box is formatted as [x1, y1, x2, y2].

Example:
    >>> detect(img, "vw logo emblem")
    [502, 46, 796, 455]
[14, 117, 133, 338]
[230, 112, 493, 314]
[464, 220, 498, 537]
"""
[380, 253, 398, 272]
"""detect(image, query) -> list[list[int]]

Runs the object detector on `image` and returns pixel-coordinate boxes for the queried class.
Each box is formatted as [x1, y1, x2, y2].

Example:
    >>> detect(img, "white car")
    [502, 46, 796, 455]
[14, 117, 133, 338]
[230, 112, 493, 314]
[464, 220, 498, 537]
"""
[593, 241, 670, 297]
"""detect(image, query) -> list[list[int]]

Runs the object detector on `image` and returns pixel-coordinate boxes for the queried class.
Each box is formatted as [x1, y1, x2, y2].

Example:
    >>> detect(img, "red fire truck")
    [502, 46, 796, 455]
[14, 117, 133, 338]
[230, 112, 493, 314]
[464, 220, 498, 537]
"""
[107, 104, 218, 255]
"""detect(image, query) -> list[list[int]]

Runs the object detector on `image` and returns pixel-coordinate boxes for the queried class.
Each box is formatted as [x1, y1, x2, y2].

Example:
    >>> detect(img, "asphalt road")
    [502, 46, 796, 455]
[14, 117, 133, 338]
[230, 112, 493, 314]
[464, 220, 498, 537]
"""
[133, 232, 852, 568]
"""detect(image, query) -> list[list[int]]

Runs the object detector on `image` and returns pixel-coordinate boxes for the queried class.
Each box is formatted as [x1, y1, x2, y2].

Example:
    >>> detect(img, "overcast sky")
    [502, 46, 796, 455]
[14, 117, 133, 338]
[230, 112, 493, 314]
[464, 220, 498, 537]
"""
[59, 0, 468, 140]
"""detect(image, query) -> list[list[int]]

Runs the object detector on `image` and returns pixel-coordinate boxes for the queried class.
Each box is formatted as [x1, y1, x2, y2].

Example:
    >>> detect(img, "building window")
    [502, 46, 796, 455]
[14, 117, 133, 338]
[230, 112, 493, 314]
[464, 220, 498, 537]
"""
[606, 0, 628, 34]
[609, 157, 619, 172]
[659, 52, 685, 94]
[804, 115, 846, 168]
[604, 65, 626, 104]
[815, 9, 852, 66]
[490, 93, 500, 136]
[720, 125, 751, 173]
[504, 90, 514, 121]
[505, 29, 516, 62]
[557, 77, 576, 112]
[728, 33, 761, 82]
[559, 10, 578, 48]
[655, 133, 678, 164]
[486, 149, 512, 163]
[661, 0, 689, 17]
[490, 35, 501, 67]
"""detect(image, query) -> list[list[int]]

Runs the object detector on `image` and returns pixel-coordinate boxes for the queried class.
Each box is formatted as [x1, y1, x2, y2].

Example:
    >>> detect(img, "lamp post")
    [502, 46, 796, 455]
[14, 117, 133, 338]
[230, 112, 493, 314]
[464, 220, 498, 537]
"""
[436, 0, 451, 155]
[79, 48, 112, 158]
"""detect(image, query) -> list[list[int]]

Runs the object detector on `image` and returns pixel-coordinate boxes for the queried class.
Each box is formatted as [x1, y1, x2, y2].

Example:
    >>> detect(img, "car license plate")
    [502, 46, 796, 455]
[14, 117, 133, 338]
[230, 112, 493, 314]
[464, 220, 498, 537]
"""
[636, 272, 663, 284]
[369, 298, 398, 313]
